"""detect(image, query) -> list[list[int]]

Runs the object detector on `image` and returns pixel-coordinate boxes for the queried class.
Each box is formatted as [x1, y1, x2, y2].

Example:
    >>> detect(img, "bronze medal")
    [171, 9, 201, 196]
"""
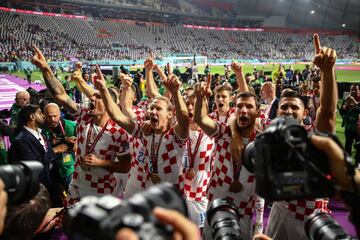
[186, 168, 196, 179]
[150, 173, 161, 184]
[229, 180, 242, 193]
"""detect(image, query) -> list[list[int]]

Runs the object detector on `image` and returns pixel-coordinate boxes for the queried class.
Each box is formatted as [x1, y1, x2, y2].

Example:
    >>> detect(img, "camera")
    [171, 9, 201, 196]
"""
[305, 212, 355, 240]
[243, 116, 335, 200]
[0, 161, 43, 204]
[63, 183, 188, 240]
[206, 198, 242, 240]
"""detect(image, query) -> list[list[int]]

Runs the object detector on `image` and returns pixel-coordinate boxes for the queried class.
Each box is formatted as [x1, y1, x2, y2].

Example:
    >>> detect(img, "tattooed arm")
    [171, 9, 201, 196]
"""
[31, 46, 77, 114]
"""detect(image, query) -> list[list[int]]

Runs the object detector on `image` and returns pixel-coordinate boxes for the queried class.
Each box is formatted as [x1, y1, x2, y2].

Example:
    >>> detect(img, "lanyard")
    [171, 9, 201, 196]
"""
[186, 130, 204, 169]
[85, 120, 110, 155]
[232, 129, 257, 179]
[47, 120, 66, 140]
[151, 131, 166, 174]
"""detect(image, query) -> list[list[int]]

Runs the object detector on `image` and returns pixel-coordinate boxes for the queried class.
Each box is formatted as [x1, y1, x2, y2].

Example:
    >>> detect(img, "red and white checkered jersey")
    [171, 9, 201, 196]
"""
[67, 105, 130, 202]
[280, 199, 331, 221]
[123, 107, 148, 198]
[182, 129, 214, 202]
[207, 121, 257, 217]
[208, 108, 235, 124]
[132, 124, 187, 192]
[137, 99, 149, 112]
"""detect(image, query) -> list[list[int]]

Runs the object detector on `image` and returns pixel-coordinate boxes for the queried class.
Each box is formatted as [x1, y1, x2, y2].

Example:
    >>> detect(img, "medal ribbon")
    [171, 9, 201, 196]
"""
[232, 129, 257, 180]
[85, 120, 110, 155]
[186, 130, 204, 169]
[151, 132, 166, 174]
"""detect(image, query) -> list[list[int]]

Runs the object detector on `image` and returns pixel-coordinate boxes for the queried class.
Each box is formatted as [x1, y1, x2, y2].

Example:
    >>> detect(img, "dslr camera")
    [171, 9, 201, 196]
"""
[243, 116, 335, 200]
[0, 161, 43, 204]
[63, 183, 188, 240]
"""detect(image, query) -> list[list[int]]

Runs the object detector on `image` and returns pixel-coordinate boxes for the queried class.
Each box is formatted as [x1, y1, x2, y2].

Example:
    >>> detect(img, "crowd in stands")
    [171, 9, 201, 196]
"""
[0, 30, 359, 239]
[0, 10, 358, 62]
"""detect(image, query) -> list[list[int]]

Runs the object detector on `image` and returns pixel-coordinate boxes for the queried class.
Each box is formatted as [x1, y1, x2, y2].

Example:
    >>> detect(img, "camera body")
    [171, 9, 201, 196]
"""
[63, 183, 187, 240]
[244, 116, 335, 200]
[0, 161, 43, 204]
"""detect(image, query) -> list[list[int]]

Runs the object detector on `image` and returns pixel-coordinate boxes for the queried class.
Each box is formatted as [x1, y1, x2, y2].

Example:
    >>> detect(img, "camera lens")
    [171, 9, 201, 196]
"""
[207, 198, 242, 240]
[305, 212, 353, 240]
[128, 182, 188, 221]
[0, 161, 43, 204]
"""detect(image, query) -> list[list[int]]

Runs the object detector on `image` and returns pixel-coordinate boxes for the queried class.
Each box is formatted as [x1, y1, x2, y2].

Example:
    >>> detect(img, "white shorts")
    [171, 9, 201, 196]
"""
[186, 199, 208, 228]
[265, 202, 307, 240]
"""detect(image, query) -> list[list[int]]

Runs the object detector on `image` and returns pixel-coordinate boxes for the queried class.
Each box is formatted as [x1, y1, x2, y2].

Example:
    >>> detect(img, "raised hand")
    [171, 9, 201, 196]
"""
[119, 73, 133, 89]
[71, 62, 84, 82]
[231, 62, 243, 75]
[163, 74, 181, 94]
[204, 73, 213, 97]
[93, 65, 107, 91]
[31, 45, 49, 71]
[313, 34, 337, 71]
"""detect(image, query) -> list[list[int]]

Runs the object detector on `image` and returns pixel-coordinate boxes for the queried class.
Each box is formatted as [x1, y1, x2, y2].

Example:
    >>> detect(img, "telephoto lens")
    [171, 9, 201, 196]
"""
[0, 161, 43, 204]
[305, 212, 354, 240]
[207, 198, 242, 240]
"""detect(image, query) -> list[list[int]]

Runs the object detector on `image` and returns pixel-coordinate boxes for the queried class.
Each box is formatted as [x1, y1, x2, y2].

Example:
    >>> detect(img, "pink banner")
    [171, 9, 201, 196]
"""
[183, 24, 264, 32]
[0, 7, 87, 19]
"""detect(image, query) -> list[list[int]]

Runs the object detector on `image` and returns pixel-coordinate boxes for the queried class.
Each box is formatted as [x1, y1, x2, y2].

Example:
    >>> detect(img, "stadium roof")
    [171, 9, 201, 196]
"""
[205, 0, 360, 32]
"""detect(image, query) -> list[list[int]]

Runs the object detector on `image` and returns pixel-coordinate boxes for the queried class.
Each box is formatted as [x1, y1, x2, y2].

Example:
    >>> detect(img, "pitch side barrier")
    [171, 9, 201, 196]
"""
[0, 59, 358, 72]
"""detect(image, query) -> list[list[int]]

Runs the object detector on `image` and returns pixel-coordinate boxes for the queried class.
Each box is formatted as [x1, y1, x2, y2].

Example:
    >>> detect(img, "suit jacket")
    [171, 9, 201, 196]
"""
[268, 98, 279, 120]
[8, 127, 56, 190]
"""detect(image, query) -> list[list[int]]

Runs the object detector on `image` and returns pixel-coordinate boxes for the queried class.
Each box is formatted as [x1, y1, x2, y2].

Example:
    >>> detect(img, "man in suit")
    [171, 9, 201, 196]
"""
[8, 104, 68, 206]
[260, 81, 279, 120]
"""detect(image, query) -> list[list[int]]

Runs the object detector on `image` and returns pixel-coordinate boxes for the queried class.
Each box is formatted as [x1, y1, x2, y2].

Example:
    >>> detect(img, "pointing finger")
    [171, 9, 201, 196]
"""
[206, 73, 212, 89]
[313, 34, 321, 54]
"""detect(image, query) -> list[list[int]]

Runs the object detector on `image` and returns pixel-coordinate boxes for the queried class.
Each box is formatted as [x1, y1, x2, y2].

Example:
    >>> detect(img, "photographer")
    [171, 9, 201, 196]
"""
[340, 93, 360, 166]
[265, 34, 338, 240]
[42, 103, 77, 191]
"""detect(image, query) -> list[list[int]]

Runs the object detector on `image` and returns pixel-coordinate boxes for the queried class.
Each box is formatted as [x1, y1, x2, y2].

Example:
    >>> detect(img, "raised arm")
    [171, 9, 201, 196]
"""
[119, 73, 137, 120]
[163, 74, 189, 139]
[31, 46, 77, 114]
[144, 54, 160, 98]
[71, 62, 95, 99]
[194, 76, 217, 136]
[231, 62, 249, 93]
[313, 34, 338, 133]
[93, 65, 135, 134]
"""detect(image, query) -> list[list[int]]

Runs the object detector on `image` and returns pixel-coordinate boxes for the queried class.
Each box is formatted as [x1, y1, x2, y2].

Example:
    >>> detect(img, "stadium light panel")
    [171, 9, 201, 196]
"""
[342, 24, 346, 27]
[310, 10, 315, 14]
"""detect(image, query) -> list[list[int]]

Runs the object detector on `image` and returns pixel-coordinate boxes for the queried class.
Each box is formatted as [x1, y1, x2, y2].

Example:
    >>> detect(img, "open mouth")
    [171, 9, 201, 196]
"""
[89, 102, 95, 110]
[218, 103, 224, 108]
[189, 113, 194, 118]
[239, 116, 248, 122]
[150, 117, 158, 125]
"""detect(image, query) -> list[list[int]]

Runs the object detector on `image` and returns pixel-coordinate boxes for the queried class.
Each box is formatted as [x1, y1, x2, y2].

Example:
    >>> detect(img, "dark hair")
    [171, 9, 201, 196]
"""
[237, 91, 261, 110]
[1, 184, 51, 240]
[280, 90, 305, 107]
[18, 104, 40, 127]
[311, 76, 321, 83]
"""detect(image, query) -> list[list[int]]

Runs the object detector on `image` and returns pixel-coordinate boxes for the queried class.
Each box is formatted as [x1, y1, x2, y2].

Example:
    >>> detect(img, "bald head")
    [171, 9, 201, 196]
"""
[261, 82, 275, 102]
[44, 103, 61, 128]
[15, 91, 30, 107]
